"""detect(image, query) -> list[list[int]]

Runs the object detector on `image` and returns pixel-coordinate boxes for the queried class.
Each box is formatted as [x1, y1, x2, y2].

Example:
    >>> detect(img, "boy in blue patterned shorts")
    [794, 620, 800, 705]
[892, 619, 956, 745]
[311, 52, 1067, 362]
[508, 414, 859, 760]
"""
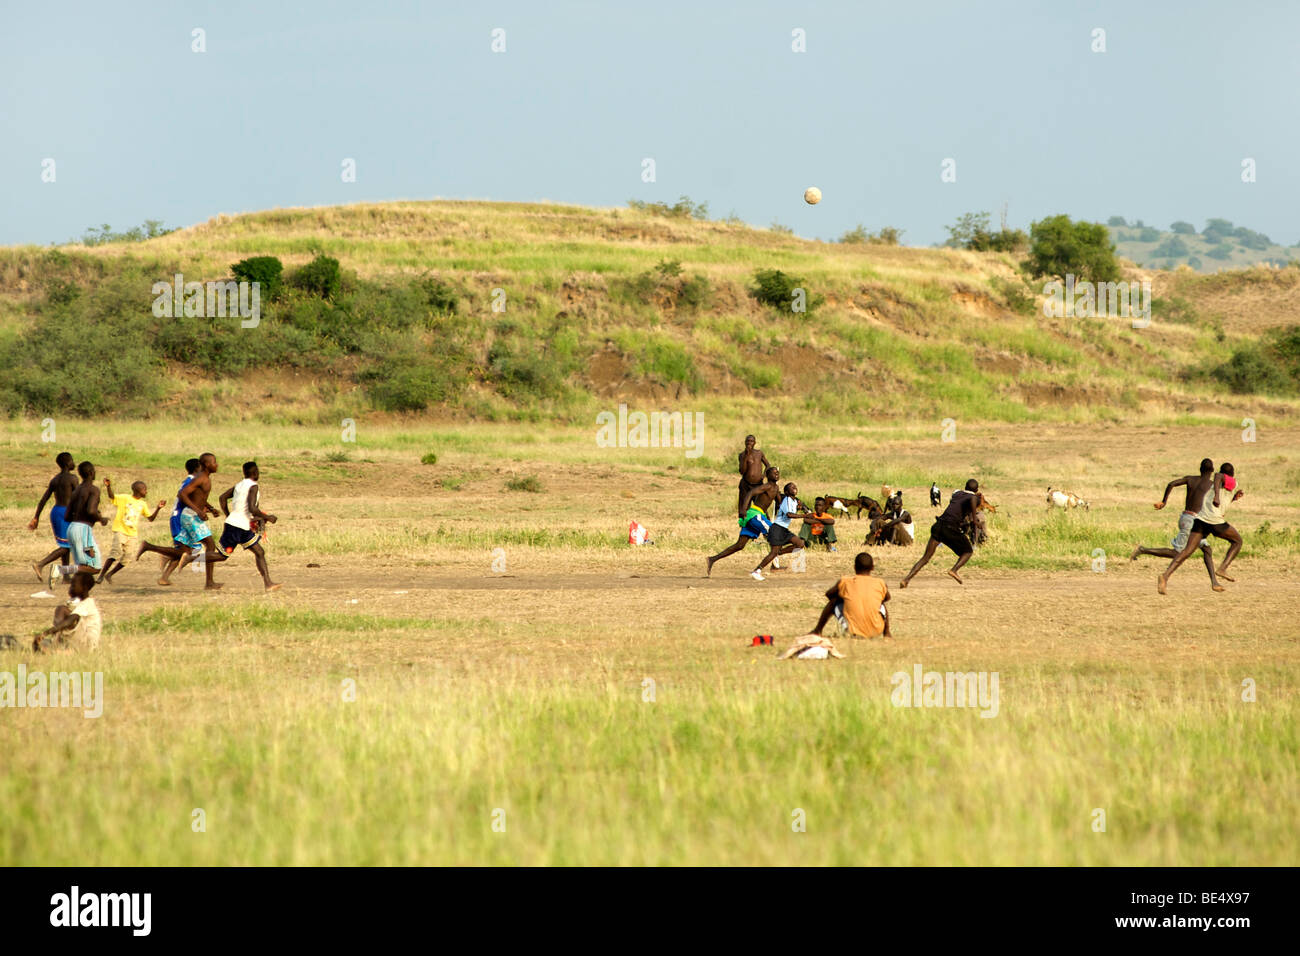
[136, 453, 228, 589]
[706, 466, 781, 577]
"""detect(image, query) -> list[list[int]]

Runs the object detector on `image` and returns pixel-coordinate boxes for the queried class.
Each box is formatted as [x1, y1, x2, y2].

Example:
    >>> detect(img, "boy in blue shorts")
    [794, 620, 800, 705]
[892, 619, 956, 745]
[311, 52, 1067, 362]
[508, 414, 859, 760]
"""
[136, 453, 228, 589]
[29, 451, 78, 584]
[64, 461, 110, 572]
[706, 466, 781, 577]
[154, 458, 200, 585]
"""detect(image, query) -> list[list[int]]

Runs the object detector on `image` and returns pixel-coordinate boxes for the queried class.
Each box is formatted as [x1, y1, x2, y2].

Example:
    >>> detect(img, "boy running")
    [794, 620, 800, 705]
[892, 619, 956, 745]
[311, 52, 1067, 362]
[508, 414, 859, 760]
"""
[1158, 463, 1244, 594]
[156, 459, 200, 584]
[900, 478, 980, 587]
[750, 482, 810, 581]
[1130, 458, 1220, 587]
[64, 461, 109, 573]
[136, 452, 228, 589]
[97, 478, 166, 584]
[706, 465, 780, 576]
[218, 461, 281, 591]
[29, 451, 78, 582]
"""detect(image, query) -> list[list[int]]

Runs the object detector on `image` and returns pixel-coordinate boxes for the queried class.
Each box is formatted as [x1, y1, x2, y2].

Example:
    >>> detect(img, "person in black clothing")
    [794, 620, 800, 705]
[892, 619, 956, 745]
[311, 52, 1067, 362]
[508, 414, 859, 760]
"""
[900, 478, 981, 587]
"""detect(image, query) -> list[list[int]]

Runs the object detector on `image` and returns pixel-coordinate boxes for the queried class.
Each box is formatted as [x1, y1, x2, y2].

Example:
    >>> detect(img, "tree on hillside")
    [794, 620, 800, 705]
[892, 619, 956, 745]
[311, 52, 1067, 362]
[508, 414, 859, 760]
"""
[944, 211, 1027, 252]
[1107, 216, 1128, 227]
[1232, 226, 1272, 250]
[1152, 236, 1190, 258]
[1170, 221, 1196, 235]
[1024, 215, 1121, 284]
[840, 224, 904, 245]
[1203, 218, 1235, 242]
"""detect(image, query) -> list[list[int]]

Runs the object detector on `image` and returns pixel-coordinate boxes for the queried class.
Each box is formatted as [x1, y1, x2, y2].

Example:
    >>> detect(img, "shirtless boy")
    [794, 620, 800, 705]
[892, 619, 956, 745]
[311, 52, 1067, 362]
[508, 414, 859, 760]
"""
[29, 451, 78, 582]
[1130, 458, 1221, 588]
[737, 435, 773, 516]
[136, 452, 229, 589]
[707, 465, 780, 577]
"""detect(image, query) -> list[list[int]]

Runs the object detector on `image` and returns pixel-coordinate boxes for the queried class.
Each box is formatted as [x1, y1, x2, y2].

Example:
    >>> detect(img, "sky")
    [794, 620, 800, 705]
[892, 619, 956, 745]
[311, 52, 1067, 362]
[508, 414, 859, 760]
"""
[2, 0, 1298, 247]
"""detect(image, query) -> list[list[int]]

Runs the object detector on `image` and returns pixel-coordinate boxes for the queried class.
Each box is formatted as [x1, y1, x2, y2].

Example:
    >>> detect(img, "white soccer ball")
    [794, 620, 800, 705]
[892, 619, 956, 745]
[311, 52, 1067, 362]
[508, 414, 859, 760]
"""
[803, 186, 822, 205]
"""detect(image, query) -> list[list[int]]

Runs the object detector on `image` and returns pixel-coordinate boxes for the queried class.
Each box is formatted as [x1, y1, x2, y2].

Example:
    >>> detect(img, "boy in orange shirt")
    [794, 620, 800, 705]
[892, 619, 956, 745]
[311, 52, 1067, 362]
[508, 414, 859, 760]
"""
[798, 496, 839, 552]
[803, 552, 891, 639]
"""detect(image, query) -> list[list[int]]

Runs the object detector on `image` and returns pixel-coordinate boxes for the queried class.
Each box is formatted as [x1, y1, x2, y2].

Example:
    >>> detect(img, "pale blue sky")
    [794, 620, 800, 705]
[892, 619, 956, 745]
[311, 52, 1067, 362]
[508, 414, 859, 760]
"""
[2, 0, 1297, 247]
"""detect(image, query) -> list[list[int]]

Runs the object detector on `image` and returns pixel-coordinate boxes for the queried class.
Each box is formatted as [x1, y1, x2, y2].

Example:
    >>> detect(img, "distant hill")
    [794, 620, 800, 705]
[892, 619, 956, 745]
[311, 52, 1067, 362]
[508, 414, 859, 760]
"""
[1, 201, 1298, 424]
[1109, 218, 1299, 273]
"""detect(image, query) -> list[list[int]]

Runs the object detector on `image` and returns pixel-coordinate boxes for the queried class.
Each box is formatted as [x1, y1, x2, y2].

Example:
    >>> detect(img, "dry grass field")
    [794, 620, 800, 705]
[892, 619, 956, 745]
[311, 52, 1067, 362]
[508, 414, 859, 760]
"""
[2, 417, 1296, 865]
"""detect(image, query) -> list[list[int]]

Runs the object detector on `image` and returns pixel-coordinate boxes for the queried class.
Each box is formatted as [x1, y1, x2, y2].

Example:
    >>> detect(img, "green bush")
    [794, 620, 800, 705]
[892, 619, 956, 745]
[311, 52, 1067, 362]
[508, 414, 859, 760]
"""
[990, 276, 1038, 316]
[1264, 324, 1300, 381]
[1207, 245, 1233, 260]
[46, 279, 80, 305]
[614, 261, 711, 312]
[627, 196, 709, 220]
[421, 277, 459, 314]
[944, 212, 1025, 252]
[1135, 227, 1162, 242]
[840, 225, 903, 245]
[420, 452, 438, 465]
[76, 220, 175, 246]
[486, 341, 567, 399]
[1170, 221, 1196, 235]
[232, 256, 284, 299]
[1211, 345, 1292, 394]
[291, 254, 342, 299]
[750, 269, 823, 315]
[1151, 236, 1190, 258]
[505, 475, 543, 493]
[360, 356, 462, 411]
[1024, 215, 1122, 284]
[0, 306, 161, 415]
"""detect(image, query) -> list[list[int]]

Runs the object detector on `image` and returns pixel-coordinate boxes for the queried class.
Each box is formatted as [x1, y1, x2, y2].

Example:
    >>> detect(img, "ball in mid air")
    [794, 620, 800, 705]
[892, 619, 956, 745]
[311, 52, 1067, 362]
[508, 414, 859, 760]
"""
[803, 186, 822, 205]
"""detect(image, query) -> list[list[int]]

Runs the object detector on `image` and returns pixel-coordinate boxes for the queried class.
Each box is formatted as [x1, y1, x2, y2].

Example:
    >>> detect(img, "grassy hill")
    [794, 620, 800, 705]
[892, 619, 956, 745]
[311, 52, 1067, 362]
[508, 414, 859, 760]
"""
[1, 200, 1298, 426]
[1109, 219, 1300, 273]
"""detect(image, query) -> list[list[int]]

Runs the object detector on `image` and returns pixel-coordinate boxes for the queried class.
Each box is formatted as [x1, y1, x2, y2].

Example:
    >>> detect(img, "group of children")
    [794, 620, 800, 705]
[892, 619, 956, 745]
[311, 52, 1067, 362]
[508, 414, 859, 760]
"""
[27, 451, 280, 652]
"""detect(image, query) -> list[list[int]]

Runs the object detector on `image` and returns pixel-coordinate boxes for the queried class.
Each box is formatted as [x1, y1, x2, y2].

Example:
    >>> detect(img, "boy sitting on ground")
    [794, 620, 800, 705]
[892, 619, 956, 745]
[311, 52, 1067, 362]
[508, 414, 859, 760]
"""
[34, 570, 102, 652]
[802, 551, 891, 640]
[797, 497, 839, 552]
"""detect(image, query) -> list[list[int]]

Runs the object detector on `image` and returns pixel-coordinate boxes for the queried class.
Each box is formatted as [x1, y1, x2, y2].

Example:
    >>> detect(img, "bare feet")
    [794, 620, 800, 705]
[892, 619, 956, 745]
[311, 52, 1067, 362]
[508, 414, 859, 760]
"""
[1129, 545, 1141, 561]
[205, 582, 223, 591]
[1212, 584, 1226, 592]
[265, 582, 282, 591]
[157, 578, 172, 586]
[1157, 574, 1168, 595]
[135, 541, 149, 561]
[899, 579, 909, 589]
[31, 563, 43, 582]
[946, 570, 963, 584]
[1217, 570, 1235, 582]
[705, 557, 714, 578]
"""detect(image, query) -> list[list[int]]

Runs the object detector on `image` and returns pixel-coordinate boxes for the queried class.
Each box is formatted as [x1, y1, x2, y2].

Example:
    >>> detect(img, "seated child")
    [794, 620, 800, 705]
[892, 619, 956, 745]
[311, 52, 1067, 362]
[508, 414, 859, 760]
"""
[34, 570, 102, 652]
[797, 497, 839, 552]
[801, 552, 892, 640]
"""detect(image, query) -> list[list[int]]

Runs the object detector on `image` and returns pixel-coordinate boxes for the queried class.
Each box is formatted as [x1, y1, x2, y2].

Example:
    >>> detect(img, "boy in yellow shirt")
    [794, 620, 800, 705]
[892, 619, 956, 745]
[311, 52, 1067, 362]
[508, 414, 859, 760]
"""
[97, 477, 166, 584]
